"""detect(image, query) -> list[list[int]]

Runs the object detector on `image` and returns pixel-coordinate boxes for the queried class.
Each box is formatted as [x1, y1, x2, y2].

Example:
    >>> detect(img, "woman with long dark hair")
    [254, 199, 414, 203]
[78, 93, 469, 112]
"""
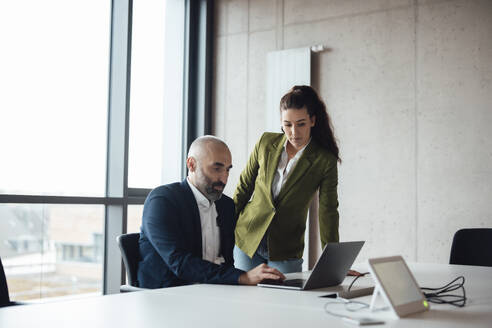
[233, 85, 340, 273]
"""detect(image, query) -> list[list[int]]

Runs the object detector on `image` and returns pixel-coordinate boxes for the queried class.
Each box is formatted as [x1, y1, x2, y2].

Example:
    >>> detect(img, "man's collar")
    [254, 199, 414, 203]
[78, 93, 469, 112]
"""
[186, 177, 213, 208]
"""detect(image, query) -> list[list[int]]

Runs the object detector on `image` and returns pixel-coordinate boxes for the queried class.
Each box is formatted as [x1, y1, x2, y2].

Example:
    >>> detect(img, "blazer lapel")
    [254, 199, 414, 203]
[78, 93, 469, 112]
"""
[181, 180, 202, 256]
[275, 142, 315, 205]
[215, 201, 226, 257]
[265, 135, 286, 200]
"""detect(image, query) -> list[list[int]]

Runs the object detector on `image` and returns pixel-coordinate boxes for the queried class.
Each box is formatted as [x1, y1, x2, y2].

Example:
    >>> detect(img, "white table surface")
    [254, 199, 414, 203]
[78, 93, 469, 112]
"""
[1, 262, 491, 328]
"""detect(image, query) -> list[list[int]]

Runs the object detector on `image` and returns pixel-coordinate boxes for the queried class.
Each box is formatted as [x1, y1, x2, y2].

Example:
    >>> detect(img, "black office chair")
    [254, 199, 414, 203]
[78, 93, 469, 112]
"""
[116, 233, 147, 292]
[0, 256, 12, 308]
[0, 256, 23, 308]
[449, 228, 492, 267]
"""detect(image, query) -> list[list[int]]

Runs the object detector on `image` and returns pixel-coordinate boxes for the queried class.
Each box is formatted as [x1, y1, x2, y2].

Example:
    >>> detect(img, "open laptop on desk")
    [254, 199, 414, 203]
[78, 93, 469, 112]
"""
[258, 241, 365, 290]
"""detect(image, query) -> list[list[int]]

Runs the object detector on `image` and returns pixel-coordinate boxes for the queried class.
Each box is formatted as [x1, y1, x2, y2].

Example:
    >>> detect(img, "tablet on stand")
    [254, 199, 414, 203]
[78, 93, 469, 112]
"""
[367, 256, 430, 318]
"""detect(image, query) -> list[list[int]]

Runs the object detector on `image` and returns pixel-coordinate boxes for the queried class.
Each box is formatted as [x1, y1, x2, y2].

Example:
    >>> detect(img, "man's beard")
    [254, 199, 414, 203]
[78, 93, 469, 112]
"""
[197, 169, 225, 202]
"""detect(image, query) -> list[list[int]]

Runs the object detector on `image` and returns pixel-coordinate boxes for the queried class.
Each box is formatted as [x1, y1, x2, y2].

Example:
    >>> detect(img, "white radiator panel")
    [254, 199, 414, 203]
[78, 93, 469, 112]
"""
[266, 47, 311, 132]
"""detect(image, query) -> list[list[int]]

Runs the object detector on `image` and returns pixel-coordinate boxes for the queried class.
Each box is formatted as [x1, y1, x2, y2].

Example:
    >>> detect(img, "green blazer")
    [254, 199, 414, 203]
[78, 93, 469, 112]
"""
[233, 132, 339, 261]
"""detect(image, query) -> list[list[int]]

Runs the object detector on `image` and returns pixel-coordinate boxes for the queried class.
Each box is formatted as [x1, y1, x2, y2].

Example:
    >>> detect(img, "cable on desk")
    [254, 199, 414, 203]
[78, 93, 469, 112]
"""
[347, 272, 370, 291]
[323, 298, 369, 318]
[323, 299, 351, 318]
[323, 298, 387, 319]
[421, 276, 467, 307]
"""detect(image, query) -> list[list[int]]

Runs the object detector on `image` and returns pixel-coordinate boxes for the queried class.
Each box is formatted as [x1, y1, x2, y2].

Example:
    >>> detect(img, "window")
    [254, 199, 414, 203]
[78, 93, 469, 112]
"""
[0, 0, 110, 197]
[127, 205, 144, 233]
[128, 0, 167, 189]
[128, 0, 183, 189]
[1, 204, 104, 300]
[0, 0, 110, 302]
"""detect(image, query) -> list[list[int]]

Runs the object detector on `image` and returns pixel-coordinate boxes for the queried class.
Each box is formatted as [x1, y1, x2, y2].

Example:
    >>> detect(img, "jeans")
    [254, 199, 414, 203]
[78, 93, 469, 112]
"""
[233, 245, 303, 274]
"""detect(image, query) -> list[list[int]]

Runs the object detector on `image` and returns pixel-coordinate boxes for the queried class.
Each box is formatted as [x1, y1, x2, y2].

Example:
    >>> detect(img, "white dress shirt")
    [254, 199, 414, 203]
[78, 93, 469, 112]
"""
[272, 139, 311, 199]
[187, 178, 225, 265]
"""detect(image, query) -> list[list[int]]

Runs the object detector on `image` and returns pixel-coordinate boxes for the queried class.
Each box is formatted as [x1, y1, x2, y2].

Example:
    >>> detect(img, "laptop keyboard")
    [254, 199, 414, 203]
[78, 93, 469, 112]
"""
[260, 278, 306, 287]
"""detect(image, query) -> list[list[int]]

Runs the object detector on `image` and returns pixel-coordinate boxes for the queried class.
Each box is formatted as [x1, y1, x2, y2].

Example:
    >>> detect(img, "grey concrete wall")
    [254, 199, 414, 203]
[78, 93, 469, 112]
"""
[212, 0, 492, 263]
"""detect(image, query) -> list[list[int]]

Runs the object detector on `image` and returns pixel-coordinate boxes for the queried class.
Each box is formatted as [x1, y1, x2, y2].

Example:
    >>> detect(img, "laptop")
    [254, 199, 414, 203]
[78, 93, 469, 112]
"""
[257, 241, 365, 290]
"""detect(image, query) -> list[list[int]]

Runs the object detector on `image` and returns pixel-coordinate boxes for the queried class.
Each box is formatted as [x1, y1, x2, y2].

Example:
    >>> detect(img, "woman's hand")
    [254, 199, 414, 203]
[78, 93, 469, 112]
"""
[347, 269, 366, 276]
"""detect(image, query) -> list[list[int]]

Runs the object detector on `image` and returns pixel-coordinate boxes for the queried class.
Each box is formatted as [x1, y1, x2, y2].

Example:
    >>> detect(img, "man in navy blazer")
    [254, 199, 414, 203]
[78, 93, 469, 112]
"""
[137, 136, 285, 288]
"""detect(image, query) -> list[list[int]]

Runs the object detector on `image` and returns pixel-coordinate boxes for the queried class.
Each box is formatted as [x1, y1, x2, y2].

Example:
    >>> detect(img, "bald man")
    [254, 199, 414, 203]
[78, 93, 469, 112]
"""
[137, 136, 285, 288]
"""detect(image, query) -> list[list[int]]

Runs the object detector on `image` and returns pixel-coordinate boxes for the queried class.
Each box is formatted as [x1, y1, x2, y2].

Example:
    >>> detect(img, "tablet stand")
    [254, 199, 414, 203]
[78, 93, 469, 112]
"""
[369, 284, 386, 311]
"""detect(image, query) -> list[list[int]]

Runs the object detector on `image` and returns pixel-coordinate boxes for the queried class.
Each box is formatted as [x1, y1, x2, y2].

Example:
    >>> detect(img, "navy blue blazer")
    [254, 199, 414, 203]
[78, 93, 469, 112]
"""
[137, 179, 244, 288]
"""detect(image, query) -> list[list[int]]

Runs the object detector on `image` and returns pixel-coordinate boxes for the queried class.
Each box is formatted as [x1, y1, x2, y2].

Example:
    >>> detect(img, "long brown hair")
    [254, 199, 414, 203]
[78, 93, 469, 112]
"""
[280, 85, 340, 162]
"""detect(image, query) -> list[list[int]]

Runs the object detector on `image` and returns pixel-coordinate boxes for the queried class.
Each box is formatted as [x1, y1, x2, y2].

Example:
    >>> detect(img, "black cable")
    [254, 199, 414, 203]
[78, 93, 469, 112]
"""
[421, 276, 467, 307]
[347, 272, 370, 291]
[347, 272, 466, 308]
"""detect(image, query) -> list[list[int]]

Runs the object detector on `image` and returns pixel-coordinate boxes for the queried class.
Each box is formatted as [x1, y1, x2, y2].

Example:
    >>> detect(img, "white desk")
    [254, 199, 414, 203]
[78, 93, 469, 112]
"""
[1, 263, 491, 327]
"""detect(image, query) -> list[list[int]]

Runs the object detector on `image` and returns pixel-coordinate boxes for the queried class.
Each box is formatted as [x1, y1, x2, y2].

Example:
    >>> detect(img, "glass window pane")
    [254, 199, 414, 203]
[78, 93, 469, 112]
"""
[1, 204, 104, 302]
[127, 205, 143, 234]
[0, 0, 110, 196]
[128, 0, 166, 188]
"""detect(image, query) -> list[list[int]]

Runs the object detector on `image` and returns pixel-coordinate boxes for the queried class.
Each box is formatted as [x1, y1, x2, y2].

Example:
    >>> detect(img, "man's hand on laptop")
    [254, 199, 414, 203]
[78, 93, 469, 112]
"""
[238, 263, 286, 285]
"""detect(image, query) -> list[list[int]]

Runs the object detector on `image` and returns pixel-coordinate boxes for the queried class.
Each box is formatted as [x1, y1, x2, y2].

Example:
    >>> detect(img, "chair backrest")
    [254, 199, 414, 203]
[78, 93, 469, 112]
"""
[450, 228, 492, 267]
[0, 256, 12, 308]
[116, 233, 141, 287]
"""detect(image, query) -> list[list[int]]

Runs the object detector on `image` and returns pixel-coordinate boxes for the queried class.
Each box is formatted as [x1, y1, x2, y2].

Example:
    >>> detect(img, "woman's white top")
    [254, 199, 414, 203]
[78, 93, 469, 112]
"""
[271, 139, 311, 200]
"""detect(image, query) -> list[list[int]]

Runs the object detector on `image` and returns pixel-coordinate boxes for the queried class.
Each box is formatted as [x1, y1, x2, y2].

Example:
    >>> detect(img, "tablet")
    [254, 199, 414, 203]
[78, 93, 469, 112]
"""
[368, 256, 429, 317]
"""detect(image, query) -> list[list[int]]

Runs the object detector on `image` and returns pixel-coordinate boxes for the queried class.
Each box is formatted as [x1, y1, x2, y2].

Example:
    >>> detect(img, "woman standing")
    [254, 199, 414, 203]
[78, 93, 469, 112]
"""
[233, 85, 340, 273]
